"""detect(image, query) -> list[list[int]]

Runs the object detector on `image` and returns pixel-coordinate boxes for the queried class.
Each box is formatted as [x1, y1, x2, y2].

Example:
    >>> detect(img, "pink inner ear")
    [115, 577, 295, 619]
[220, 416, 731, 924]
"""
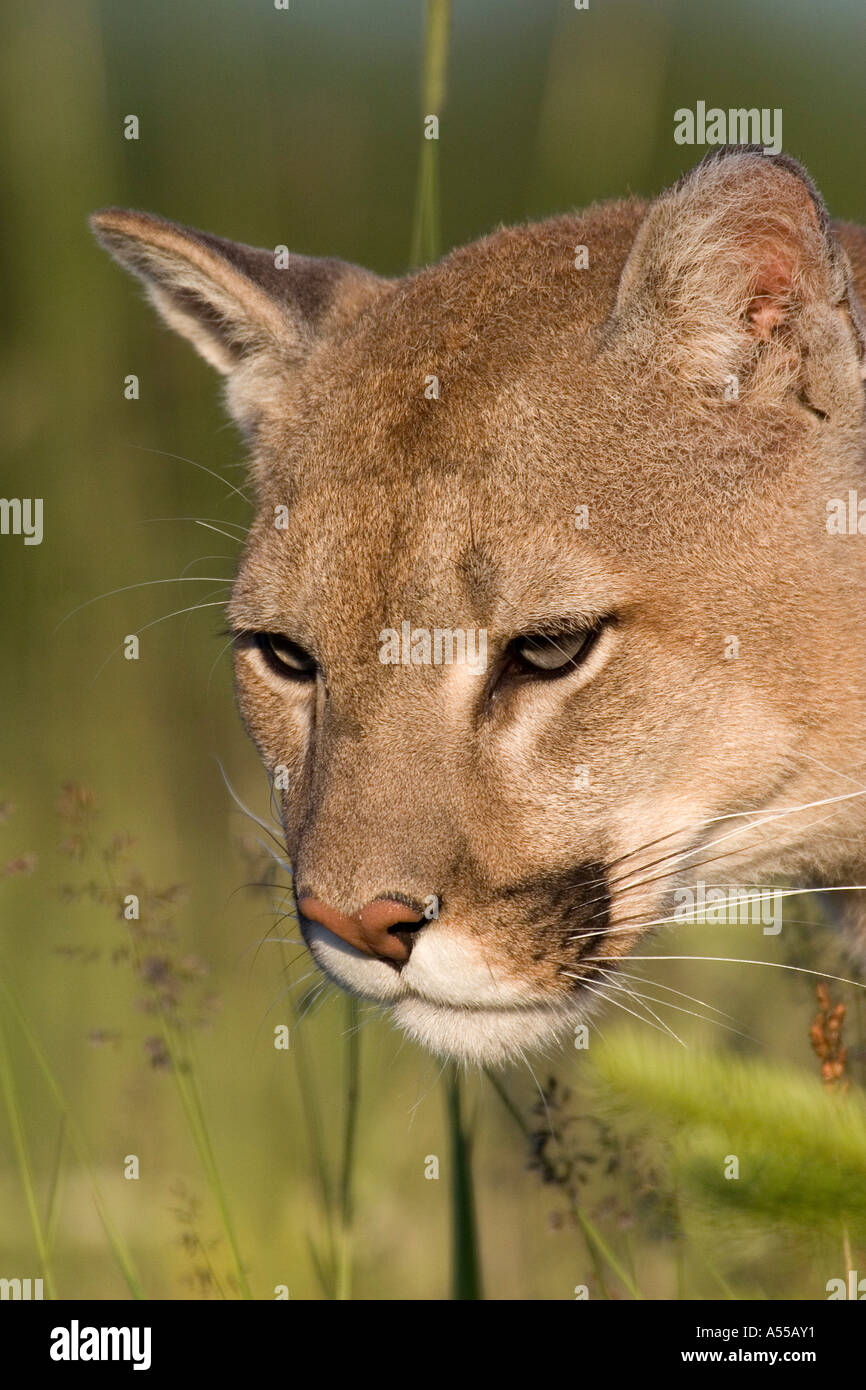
[745, 251, 796, 339]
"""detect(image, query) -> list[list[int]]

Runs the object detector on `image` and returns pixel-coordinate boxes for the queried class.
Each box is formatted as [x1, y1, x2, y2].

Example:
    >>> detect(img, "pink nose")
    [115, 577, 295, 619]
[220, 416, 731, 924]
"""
[297, 895, 427, 965]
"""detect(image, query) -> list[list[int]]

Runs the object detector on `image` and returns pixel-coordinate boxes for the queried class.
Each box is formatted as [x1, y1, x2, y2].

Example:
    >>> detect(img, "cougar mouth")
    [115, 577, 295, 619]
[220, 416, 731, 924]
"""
[302, 918, 602, 1063]
[391, 995, 592, 1065]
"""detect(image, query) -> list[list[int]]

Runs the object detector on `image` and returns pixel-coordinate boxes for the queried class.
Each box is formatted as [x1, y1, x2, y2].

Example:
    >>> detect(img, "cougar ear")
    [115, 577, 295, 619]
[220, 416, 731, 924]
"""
[90, 208, 390, 425]
[606, 147, 866, 417]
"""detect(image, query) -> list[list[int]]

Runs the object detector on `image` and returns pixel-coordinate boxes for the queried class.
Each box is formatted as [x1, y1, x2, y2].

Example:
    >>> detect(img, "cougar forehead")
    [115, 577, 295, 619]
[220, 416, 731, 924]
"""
[243, 196, 828, 581]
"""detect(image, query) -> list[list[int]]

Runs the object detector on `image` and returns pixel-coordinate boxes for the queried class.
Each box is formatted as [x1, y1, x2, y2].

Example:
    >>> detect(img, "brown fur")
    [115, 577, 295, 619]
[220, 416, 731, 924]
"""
[92, 148, 866, 1063]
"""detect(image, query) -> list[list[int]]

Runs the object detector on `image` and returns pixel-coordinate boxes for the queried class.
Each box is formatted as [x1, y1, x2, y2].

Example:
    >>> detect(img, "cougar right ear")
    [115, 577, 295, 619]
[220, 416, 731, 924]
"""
[91, 208, 391, 426]
[605, 148, 866, 419]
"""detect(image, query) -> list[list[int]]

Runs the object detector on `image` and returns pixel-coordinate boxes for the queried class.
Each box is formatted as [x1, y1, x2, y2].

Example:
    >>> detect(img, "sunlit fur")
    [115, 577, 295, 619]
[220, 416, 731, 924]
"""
[93, 148, 866, 1063]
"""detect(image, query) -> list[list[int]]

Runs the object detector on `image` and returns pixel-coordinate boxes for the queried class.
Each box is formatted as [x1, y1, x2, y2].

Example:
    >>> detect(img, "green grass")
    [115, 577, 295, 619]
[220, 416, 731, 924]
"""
[3, 0, 866, 1302]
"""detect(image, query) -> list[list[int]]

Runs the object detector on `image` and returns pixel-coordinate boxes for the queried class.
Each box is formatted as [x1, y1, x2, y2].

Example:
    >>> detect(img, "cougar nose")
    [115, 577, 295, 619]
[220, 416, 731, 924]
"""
[297, 895, 427, 965]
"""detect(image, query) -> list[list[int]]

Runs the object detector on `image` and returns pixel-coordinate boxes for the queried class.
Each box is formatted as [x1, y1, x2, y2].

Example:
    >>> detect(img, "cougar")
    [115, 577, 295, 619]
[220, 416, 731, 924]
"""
[92, 147, 866, 1064]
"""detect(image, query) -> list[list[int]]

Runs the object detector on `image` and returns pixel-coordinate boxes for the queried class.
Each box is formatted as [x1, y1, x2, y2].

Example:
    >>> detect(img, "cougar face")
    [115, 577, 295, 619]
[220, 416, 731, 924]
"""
[93, 148, 866, 1063]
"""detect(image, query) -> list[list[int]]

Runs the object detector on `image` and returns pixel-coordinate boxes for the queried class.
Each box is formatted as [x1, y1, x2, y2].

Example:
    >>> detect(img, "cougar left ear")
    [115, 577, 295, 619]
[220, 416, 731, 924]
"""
[606, 147, 866, 417]
[91, 208, 391, 427]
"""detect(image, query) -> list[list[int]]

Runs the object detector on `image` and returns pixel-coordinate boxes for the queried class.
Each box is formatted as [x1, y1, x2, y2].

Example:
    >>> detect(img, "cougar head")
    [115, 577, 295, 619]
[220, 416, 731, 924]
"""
[92, 148, 866, 1064]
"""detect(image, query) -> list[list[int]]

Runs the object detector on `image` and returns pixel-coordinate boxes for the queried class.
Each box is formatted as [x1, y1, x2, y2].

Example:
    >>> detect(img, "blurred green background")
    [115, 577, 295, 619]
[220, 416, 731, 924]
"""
[2, 0, 866, 1300]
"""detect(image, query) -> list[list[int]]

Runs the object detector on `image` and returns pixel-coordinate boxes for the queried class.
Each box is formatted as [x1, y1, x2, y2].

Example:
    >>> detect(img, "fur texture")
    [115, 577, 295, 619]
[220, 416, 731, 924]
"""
[92, 149, 866, 1064]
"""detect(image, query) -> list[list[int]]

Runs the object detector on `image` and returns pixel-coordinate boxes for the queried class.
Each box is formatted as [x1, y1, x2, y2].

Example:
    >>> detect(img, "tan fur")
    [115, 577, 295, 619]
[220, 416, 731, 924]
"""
[92, 149, 866, 1063]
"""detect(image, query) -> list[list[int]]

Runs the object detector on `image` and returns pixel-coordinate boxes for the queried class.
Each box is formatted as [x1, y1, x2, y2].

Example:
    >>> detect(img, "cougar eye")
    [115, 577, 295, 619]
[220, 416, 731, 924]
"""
[508, 628, 598, 677]
[255, 632, 318, 682]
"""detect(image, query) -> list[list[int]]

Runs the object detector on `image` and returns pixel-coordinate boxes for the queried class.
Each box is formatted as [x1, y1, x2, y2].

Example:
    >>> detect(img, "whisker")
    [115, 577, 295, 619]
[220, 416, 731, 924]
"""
[55, 576, 233, 632]
[587, 974, 686, 1047]
[228, 879, 294, 898]
[608, 968, 737, 1021]
[181, 589, 233, 638]
[597, 789, 832, 883]
[251, 969, 319, 1050]
[796, 749, 866, 793]
[246, 969, 321, 1059]
[235, 933, 303, 971]
[129, 443, 251, 505]
[578, 980, 687, 1045]
[408, 1054, 451, 1121]
[178, 554, 238, 578]
[571, 913, 842, 951]
[521, 1053, 558, 1134]
[140, 516, 248, 545]
[584, 954, 866, 991]
[206, 634, 238, 693]
[569, 798, 864, 931]
[569, 884, 866, 946]
[214, 759, 290, 859]
[298, 982, 334, 1027]
[89, 600, 229, 684]
[606, 789, 866, 901]
[570, 785, 866, 928]
[590, 968, 753, 1041]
